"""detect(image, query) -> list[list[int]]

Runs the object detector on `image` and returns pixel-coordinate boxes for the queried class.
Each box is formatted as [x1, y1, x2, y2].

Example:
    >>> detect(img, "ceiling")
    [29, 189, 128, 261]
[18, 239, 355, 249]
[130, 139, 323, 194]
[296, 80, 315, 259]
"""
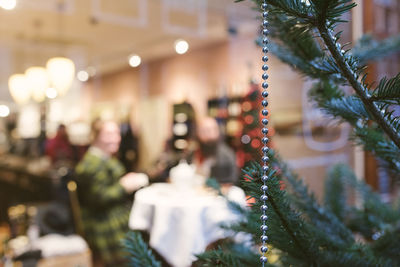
[0, 0, 257, 77]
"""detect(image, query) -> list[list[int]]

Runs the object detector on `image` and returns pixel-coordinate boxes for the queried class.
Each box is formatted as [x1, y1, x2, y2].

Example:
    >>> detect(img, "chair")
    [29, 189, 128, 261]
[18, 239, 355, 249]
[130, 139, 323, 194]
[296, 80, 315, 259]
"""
[67, 180, 84, 237]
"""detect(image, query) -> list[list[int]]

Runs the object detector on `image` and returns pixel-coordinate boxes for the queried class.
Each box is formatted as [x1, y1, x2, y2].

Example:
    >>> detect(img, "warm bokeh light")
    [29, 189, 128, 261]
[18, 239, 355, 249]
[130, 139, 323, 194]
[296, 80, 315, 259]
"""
[128, 54, 141, 67]
[25, 67, 49, 103]
[46, 87, 58, 99]
[175, 39, 189, 55]
[0, 0, 17, 10]
[8, 74, 30, 105]
[46, 57, 76, 96]
[77, 70, 89, 82]
[0, 105, 10, 117]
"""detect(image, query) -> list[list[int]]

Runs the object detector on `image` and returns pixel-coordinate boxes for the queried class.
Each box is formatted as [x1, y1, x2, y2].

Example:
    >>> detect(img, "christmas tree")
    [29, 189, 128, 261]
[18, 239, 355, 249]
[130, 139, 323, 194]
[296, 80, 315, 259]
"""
[236, 82, 265, 169]
[125, 1, 400, 266]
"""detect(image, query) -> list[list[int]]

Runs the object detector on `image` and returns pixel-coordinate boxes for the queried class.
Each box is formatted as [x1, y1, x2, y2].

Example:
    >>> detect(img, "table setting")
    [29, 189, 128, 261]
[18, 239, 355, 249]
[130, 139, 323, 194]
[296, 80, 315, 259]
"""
[129, 160, 246, 267]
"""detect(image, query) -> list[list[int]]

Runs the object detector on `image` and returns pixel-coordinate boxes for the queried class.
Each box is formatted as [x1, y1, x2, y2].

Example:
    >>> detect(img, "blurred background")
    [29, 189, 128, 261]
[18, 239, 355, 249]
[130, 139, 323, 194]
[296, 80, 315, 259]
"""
[0, 0, 399, 266]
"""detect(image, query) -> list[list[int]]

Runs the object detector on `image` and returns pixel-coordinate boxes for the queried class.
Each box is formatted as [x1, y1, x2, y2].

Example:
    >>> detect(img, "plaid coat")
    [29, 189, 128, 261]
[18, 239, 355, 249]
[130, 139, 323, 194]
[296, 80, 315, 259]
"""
[75, 148, 130, 266]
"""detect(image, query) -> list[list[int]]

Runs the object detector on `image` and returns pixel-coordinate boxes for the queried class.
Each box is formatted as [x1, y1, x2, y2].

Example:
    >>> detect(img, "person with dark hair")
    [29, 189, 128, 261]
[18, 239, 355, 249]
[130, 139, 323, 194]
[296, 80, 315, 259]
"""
[118, 121, 139, 172]
[194, 117, 238, 192]
[75, 120, 148, 266]
[45, 124, 75, 166]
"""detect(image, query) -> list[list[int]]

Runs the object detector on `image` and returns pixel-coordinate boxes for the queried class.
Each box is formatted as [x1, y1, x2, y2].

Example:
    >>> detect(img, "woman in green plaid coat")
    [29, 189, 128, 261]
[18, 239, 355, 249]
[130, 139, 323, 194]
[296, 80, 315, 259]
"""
[75, 121, 147, 266]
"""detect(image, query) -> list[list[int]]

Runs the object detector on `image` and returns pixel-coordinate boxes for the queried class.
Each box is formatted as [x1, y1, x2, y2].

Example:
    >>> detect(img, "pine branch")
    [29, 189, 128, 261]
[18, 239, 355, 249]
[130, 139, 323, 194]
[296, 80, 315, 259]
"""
[312, 0, 356, 25]
[309, 80, 400, 173]
[196, 1, 400, 266]
[353, 34, 400, 65]
[242, 161, 319, 265]
[266, 190, 313, 262]
[323, 96, 370, 123]
[194, 243, 261, 267]
[335, 164, 400, 239]
[276, 157, 355, 248]
[309, 79, 344, 102]
[317, 24, 400, 150]
[371, 225, 400, 264]
[370, 73, 400, 103]
[123, 232, 161, 267]
[324, 165, 350, 221]
[237, 0, 315, 21]
[353, 126, 400, 174]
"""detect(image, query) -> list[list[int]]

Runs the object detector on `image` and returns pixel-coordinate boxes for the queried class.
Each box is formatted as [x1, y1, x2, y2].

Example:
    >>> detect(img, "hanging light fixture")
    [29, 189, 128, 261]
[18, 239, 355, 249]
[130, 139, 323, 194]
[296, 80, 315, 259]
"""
[0, 0, 17, 10]
[25, 66, 49, 102]
[46, 56, 75, 96]
[46, 0, 75, 97]
[8, 74, 31, 105]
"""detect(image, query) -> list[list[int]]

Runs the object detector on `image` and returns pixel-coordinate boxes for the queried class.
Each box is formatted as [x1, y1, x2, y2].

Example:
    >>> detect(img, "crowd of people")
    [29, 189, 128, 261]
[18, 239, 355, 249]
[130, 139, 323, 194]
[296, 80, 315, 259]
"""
[40, 116, 239, 266]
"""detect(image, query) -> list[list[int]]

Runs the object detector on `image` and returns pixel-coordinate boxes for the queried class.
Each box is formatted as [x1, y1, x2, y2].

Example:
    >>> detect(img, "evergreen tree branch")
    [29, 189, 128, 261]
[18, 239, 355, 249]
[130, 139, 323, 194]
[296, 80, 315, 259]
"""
[123, 231, 161, 267]
[309, 80, 400, 173]
[278, 157, 355, 247]
[194, 243, 261, 267]
[236, 0, 315, 21]
[353, 127, 400, 174]
[371, 225, 400, 264]
[370, 73, 400, 102]
[323, 96, 370, 123]
[242, 161, 319, 265]
[317, 24, 400, 150]
[265, 190, 314, 264]
[353, 34, 400, 65]
[324, 165, 350, 221]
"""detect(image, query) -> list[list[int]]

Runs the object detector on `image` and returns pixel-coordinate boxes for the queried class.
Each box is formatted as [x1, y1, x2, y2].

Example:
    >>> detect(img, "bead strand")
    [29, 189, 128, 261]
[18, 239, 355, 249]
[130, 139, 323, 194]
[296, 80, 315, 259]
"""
[260, 0, 269, 265]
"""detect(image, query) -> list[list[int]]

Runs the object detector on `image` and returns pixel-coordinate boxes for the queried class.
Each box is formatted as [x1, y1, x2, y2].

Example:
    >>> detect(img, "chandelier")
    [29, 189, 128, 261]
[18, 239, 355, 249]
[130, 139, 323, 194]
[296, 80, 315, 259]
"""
[8, 58, 75, 104]
[8, 0, 75, 105]
[46, 57, 75, 97]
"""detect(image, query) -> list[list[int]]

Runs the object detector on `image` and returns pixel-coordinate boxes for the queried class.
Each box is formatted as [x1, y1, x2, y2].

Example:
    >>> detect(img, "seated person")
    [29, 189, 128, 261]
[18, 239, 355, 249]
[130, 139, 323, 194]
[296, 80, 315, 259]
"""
[194, 117, 240, 197]
[146, 138, 195, 183]
[75, 120, 147, 266]
[45, 124, 75, 166]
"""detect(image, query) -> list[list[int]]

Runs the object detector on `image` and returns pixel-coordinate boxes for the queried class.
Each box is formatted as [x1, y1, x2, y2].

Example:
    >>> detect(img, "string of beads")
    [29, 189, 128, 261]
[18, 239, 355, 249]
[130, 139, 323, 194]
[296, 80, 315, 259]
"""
[260, 0, 270, 265]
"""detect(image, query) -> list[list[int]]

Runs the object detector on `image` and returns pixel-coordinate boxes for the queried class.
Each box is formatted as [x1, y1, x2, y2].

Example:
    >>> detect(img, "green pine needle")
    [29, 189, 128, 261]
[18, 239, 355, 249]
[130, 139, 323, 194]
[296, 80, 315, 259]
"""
[123, 231, 161, 267]
[371, 73, 400, 103]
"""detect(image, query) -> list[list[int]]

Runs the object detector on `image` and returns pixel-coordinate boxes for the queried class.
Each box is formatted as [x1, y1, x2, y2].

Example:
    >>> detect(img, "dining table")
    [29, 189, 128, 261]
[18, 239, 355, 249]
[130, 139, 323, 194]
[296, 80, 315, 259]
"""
[129, 183, 246, 267]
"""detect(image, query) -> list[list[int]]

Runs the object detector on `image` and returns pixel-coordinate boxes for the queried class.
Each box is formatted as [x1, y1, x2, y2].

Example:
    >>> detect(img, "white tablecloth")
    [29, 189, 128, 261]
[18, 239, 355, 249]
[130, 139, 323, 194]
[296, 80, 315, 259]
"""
[129, 183, 245, 267]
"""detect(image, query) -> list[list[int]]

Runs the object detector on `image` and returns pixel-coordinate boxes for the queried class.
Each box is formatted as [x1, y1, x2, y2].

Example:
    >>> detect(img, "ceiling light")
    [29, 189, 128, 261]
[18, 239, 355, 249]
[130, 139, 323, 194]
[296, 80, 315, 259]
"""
[129, 54, 141, 68]
[77, 70, 89, 82]
[175, 39, 189, 55]
[0, 0, 17, 10]
[46, 57, 76, 96]
[46, 87, 58, 99]
[25, 66, 49, 103]
[0, 105, 10, 118]
[8, 74, 30, 105]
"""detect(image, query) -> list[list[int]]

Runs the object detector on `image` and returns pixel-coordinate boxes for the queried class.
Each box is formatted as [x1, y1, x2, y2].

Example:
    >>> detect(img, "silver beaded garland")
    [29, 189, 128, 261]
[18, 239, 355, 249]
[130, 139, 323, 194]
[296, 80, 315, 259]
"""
[261, 185, 268, 191]
[262, 147, 269, 154]
[260, 0, 269, 265]
[260, 256, 268, 263]
[261, 235, 268, 242]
